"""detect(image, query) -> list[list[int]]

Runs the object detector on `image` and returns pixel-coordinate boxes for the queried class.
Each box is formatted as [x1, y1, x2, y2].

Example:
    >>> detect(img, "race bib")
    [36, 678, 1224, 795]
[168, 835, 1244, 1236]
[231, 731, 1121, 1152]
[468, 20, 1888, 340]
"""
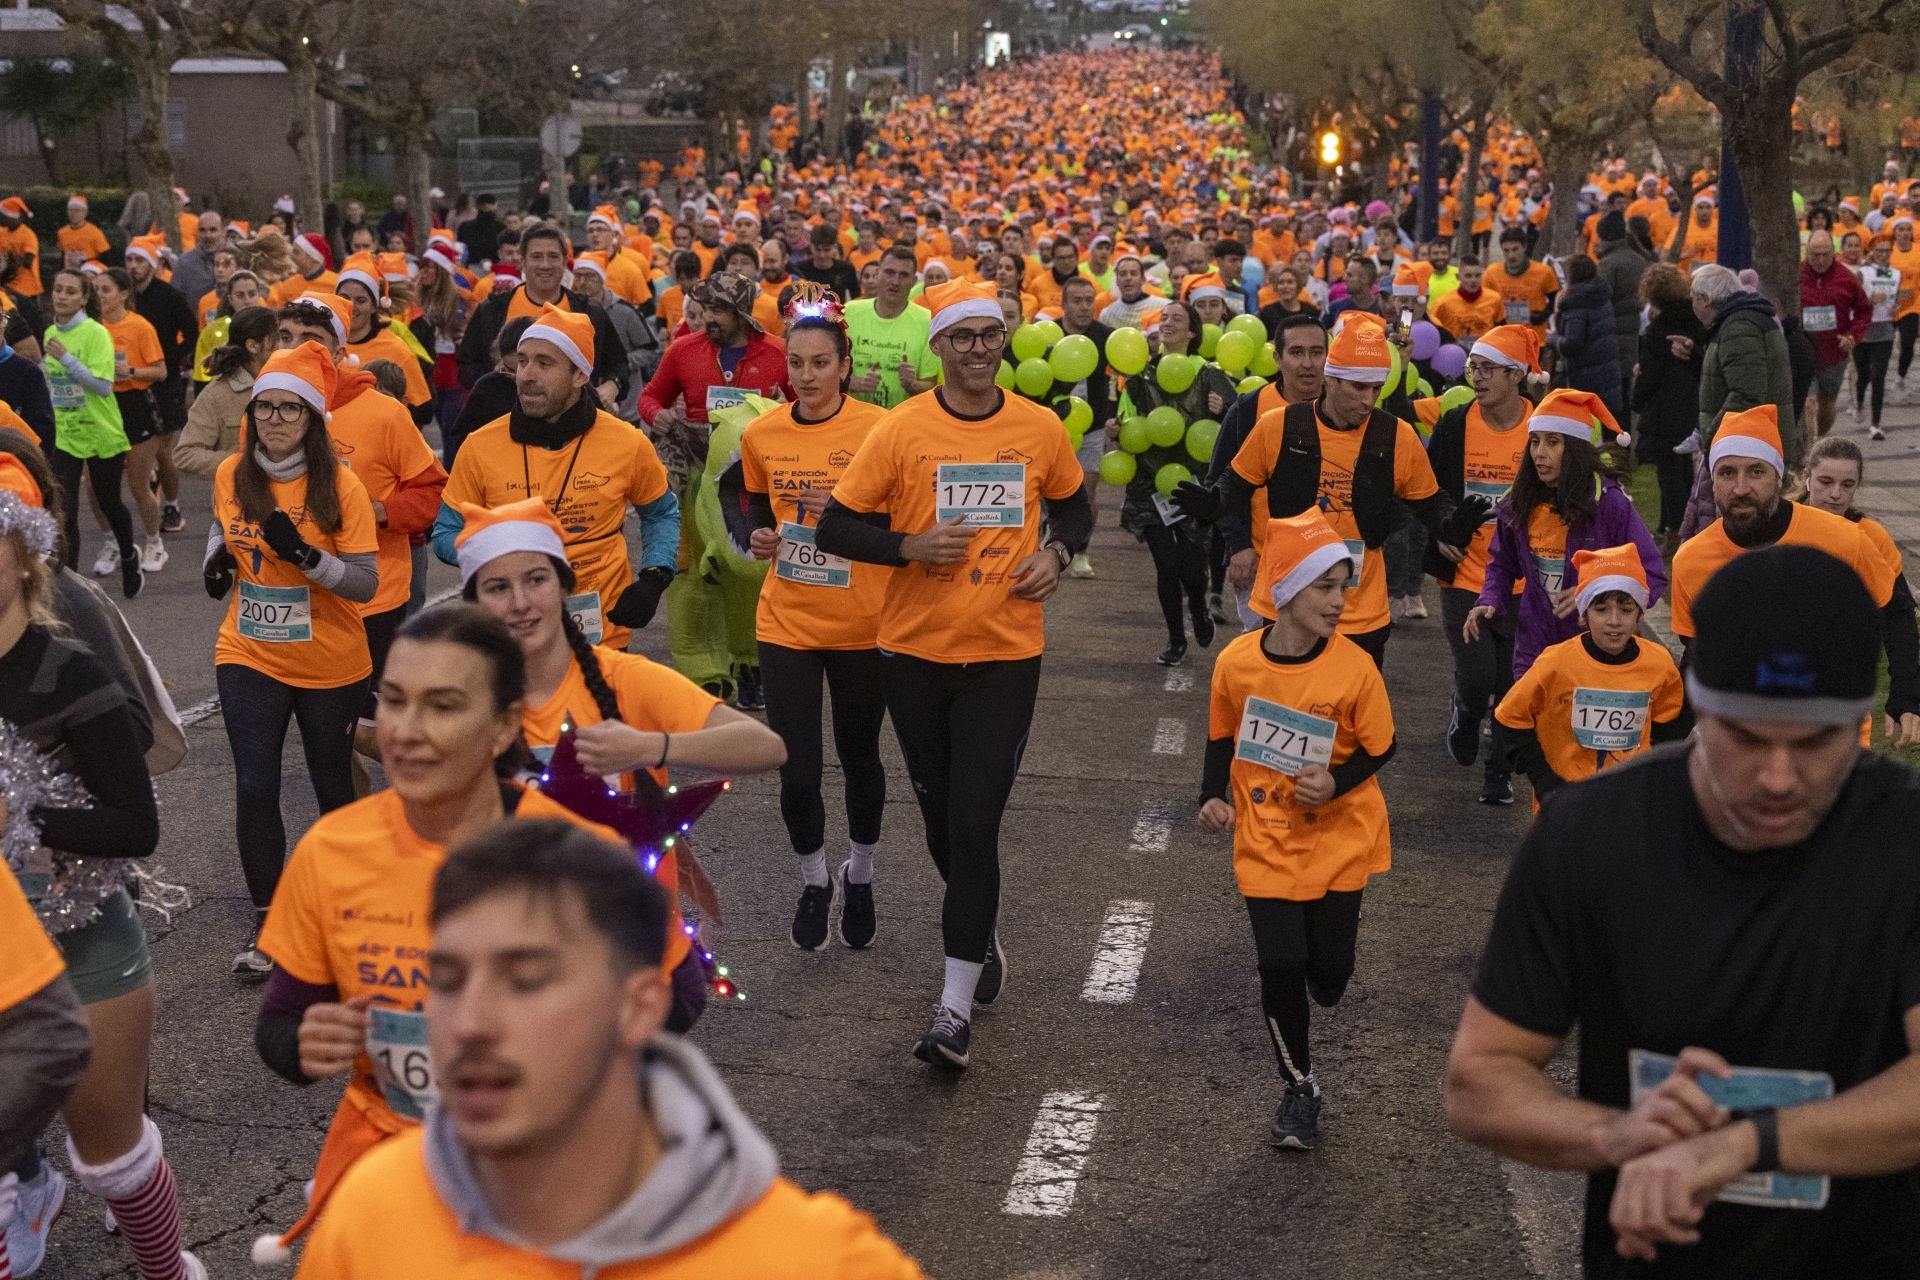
[1151, 491, 1187, 526]
[1234, 696, 1336, 777]
[366, 1007, 438, 1122]
[48, 375, 83, 409]
[1464, 479, 1508, 525]
[1344, 538, 1367, 576]
[237, 581, 312, 642]
[1503, 300, 1531, 325]
[936, 463, 1026, 527]
[1802, 305, 1837, 333]
[775, 521, 852, 587]
[1536, 554, 1565, 594]
[705, 384, 748, 415]
[1630, 1050, 1832, 1210]
[1570, 687, 1650, 752]
[566, 591, 603, 644]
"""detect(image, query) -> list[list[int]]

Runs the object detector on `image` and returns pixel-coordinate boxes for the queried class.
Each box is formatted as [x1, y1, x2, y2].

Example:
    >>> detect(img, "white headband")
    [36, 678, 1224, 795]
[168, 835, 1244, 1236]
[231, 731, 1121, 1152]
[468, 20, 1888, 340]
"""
[457, 518, 569, 586]
[1270, 541, 1356, 610]
[1575, 573, 1649, 615]
[520, 321, 592, 375]
[1469, 338, 1527, 370]
[1707, 432, 1783, 477]
[927, 298, 1004, 341]
[253, 371, 329, 416]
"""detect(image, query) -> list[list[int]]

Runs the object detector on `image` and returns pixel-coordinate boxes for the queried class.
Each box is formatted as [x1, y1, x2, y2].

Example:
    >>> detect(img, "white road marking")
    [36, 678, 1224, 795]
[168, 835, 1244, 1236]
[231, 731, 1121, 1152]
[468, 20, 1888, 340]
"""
[1150, 717, 1186, 755]
[1126, 806, 1172, 854]
[1081, 900, 1153, 1004]
[1163, 668, 1193, 693]
[1003, 1090, 1107, 1217]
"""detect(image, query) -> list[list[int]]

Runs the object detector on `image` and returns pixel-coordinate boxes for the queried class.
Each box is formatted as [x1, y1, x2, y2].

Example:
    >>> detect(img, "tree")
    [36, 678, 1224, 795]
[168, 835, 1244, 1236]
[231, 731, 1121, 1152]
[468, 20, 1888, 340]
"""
[0, 51, 129, 184]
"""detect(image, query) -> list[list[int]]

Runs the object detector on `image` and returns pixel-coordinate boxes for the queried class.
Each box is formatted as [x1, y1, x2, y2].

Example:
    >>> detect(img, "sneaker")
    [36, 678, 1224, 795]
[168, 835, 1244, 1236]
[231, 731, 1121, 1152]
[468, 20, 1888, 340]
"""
[120, 559, 143, 600]
[160, 502, 185, 534]
[1674, 433, 1702, 456]
[1069, 553, 1095, 579]
[1871, 423, 1887, 441]
[1402, 594, 1428, 619]
[140, 534, 169, 572]
[1480, 772, 1516, 806]
[233, 933, 274, 978]
[1850, 398, 1863, 423]
[1191, 606, 1216, 649]
[183, 1251, 208, 1280]
[5, 1165, 66, 1276]
[975, 930, 1006, 1005]
[1445, 695, 1481, 767]
[91, 543, 119, 577]
[912, 1007, 972, 1070]
[734, 667, 765, 712]
[1269, 1080, 1322, 1150]
[1208, 591, 1233, 625]
[1157, 640, 1188, 667]
[790, 879, 834, 951]
[836, 862, 876, 949]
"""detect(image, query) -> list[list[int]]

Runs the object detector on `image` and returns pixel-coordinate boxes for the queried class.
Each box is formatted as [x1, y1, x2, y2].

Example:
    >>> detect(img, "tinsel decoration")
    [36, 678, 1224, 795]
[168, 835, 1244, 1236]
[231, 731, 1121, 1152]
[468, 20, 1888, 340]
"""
[0, 489, 57, 561]
[0, 716, 128, 934]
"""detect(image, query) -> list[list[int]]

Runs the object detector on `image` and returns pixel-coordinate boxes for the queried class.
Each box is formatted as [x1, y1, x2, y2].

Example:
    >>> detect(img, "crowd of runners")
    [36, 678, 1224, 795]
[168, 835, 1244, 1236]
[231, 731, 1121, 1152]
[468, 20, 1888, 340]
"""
[2, 42, 1919, 1280]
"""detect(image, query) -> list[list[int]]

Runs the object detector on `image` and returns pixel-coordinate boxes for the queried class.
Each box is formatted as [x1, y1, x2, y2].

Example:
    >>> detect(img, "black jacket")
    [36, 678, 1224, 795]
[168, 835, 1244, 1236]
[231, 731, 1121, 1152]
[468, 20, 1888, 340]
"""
[1631, 299, 1706, 455]
[457, 284, 629, 400]
[0, 347, 55, 449]
[793, 258, 862, 301]
[456, 212, 504, 267]
[132, 278, 199, 378]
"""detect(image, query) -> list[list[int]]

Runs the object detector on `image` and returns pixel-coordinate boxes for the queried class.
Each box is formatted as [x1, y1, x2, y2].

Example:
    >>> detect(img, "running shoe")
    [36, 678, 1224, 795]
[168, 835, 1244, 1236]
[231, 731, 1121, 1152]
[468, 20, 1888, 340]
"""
[1157, 640, 1187, 667]
[1445, 695, 1481, 767]
[975, 929, 1006, 1005]
[1850, 398, 1863, 423]
[1208, 591, 1233, 625]
[5, 1164, 65, 1277]
[912, 1007, 971, 1069]
[120, 559, 143, 600]
[1871, 423, 1887, 441]
[183, 1250, 207, 1280]
[734, 667, 765, 711]
[1674, 433, 1702, 456]
[1191, 605, 1216, 649]
[233, 932, 274, 978]
[1402, 594, 1428, 619]
[790, 878, 834, 951]
[836, 863, 876, 950]
[140, 534, 169, 573]
[160, 502, 185, 533]
[1069, 553, 1095, 579]
[1480, 772, 1516, 806]
[1269, 1080, 1322, 1150]
[91, 543, 119, 577]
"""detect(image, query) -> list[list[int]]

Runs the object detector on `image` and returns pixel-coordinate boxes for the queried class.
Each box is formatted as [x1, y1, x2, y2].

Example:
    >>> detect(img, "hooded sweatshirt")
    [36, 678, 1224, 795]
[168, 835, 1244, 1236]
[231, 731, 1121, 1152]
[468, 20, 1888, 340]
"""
[293, 1033, 925, 1279]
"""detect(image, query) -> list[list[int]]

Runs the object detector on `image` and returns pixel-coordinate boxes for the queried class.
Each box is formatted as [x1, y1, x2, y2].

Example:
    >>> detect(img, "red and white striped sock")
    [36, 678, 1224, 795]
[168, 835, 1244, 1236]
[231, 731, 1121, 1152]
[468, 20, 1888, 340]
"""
[0, 1225, 14, 1280]
[103, 1156, 187, 1280]
[0, 1171, 17, 1280]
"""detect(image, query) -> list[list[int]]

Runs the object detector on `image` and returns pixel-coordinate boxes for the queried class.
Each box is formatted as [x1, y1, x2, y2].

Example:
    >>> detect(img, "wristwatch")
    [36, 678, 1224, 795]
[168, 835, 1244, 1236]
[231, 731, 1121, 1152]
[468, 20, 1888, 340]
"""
[1730, 1106, 1780, 1172]
[1046, 540, 1071, 571]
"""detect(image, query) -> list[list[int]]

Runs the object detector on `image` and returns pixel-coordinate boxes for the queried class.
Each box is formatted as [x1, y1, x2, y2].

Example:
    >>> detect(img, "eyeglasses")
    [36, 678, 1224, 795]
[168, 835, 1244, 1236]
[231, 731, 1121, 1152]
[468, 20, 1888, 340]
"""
[251, 400, 309, 424]
[1464, 360, 1515, 379]
[943, 327, 1007, 353]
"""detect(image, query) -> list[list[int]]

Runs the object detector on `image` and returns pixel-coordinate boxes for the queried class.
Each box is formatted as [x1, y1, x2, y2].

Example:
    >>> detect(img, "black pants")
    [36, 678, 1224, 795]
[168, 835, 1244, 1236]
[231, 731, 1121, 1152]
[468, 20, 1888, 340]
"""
[881, 652, 1041, 962]
[1441, 587, 1516, 776]
[758, 641, 888, 856]
[1244, 890, 1364, 1083]
[1854, 340, 1894, 424]
[50, 448, 134, 569]
[1345, 624, 1390, 670]
[1208, 526, 1228, 595]
[1899, 313, 1919, 380]
[217, 663, 364, 912]
[1142, 523, 1208, 645]
[152, 376, 186, 433]
[357, 605, 408, 723]
[1653, 452, 1693, 534]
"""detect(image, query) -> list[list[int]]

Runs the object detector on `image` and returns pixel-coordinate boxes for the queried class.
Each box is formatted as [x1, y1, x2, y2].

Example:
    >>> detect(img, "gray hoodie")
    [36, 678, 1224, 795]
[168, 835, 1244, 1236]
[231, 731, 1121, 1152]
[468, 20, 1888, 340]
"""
[422, 1032, 780, 1274]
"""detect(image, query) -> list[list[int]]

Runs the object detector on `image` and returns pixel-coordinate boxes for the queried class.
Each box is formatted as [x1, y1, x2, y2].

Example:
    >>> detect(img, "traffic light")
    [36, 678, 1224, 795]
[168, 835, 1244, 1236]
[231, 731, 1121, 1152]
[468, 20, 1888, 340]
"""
[1319, 130, 1342, 166]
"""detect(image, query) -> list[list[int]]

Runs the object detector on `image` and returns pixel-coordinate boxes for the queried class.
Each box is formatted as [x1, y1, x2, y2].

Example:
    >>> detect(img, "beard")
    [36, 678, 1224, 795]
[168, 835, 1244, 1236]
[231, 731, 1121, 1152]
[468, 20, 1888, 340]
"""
[1720, 493, 1778, 538]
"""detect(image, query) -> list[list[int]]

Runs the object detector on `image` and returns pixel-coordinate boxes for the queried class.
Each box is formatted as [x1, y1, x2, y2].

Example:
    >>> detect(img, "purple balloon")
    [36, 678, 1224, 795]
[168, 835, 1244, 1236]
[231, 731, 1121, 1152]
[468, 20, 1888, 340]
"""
[1410, 320, 1441, 362]
[1430, 342, 1467, 380]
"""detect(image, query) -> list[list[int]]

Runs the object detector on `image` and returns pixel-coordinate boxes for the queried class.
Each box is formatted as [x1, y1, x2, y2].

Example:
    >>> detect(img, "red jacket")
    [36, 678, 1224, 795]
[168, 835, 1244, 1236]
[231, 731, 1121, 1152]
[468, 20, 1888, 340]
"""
[1797, 260, 1872, 370]
[637, 330, 791, 425]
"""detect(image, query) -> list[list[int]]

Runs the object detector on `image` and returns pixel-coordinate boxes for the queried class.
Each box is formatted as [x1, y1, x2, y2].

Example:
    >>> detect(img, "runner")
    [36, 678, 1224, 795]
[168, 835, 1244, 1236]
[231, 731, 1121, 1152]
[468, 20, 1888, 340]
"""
[1199, 509, 1395, 1151]
[92, 268, 172, 575]
[816, 278, 1092, 1068]
[1486, 227, 1558, 336]
[292, 820, 928, 1277]
[456, 222, 628, 408]
[205, 342, 379, 974]
[123, 240, 195, 535]
[174, 306, 275, 478]
[727, 292, 891, 952]
[42, 269, 142, 598]
[845, 246, 937, 411]
[435, 306, 678, 653]
[335, 257, 434, 425]
[1448, 545, 1920, 1275]
[1851, 234, 1900, 439]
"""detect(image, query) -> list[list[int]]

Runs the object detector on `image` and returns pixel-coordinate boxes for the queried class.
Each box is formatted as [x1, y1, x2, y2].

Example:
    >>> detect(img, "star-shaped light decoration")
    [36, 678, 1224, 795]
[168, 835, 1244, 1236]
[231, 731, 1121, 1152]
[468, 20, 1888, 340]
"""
[531, 717, 744, 1002]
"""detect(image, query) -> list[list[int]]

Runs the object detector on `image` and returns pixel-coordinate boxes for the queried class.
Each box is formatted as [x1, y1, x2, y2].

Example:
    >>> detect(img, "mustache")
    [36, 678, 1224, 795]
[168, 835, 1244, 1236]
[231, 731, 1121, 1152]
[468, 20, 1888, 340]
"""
[447, 1047, 522, 1084]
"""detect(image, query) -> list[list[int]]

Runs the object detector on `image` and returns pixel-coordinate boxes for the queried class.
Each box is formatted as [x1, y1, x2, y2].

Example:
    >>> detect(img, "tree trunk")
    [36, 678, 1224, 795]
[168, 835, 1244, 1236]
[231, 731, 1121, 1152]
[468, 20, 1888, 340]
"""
[1451, 125, 1483, 261]
[1543, 145, 1587, 259]
[1728, 84, 1800, 309]
[750, 110, 770, 173]
[126, 42, 180, 248]
[287, 53, 327, 241]
[36, 128, 58, 185]
[543, 145, 571, 236]
[824, 50, 849, 161]
[404, 135, 434, 253]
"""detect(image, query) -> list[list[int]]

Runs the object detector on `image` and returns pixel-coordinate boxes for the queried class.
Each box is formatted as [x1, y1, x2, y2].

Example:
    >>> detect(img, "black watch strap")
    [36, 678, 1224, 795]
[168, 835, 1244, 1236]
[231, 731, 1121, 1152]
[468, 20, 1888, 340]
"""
[1048, 540, 1071, 570]
[1732, 1106, 1780, 1172]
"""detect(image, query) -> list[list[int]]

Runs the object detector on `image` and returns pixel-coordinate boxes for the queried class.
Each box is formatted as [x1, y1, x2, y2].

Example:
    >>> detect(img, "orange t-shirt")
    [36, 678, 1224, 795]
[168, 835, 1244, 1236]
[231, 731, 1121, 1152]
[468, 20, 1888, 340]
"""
[103, 311, 164, 392]
[738, 398, 892, 650]
[504, 288, 575, 324]
[0, 400, 28, 435]
[1526, 504, 1570, 594]
[1207, 628, 1395, 900]
[271, 271, 341, 309]
[657, 284, 689, 333]
[604, 252, 653, 308]
[1668, 504, 1896, 638]
[328, 376, 444, 616]
[346, 329, 431, 408]
[212, 453, 379, 688]
[1429, 289, 1505, 343]
[1496, 634, 1685, 785]
[0, 224, 44, 294]
[831, 389, 1086, 663]
[1890, 244, 1920, 321]
[0, 861, 63, 1014]
[56, 221, 109, 265]
[1239, 382, 1287, 550]
[1486, 260, 1559, 332]
[442, 409, 670, 650]
[1453, 404, 1531, 596]
[1233, 410, 1439, 632]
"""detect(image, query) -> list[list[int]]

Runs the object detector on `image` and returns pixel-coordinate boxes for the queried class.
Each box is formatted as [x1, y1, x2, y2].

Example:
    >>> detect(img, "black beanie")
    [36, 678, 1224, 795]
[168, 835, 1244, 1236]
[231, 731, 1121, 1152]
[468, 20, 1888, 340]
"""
[1687, 544, 1879, 725]
[1596, 210, 1627, 242]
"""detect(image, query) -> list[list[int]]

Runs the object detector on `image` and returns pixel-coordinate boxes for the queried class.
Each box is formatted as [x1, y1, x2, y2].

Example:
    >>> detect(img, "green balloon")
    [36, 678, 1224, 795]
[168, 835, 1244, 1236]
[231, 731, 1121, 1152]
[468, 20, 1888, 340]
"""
[1146, 405, 1186, 447]
[1198, 323, 1223, 359]
[1226, 313, 1268, 344]
[1010, 324, 1048, 363]
[1056, 395, 1093, 435]
[1417, 378, 1434, 398]
[1015, 357, 1054, 398]
[1066, 423, 1085, 450]
[1440, 384, 1477, 411]
[1050, 333, 1099, 383]
[1249, 342, 1279, 376]
[1185, 418, 1221, 463]
[1238, 374, 1269, 394]
[1033, 319, 1064, 350]
[1154, 462, 1193, 496]
[1375, 342, 1404, 407]
[1099, 449, 1138, 485]
[1107, 326, 1150, 375]
[1118, 416, 1152, 453]
[1215, 330, 1257, 375]
[994, 361, 1016, 390]
[1156, 355, 1198, 394]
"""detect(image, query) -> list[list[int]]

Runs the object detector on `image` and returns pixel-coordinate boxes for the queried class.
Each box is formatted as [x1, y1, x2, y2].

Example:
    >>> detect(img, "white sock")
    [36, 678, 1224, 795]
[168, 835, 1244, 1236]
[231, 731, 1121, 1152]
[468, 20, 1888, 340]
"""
[940, 957, 984, 1020]
[1303, 1069, 1320, 1098]
[846, 840, 876, 884]
[798, 848, 829, 888]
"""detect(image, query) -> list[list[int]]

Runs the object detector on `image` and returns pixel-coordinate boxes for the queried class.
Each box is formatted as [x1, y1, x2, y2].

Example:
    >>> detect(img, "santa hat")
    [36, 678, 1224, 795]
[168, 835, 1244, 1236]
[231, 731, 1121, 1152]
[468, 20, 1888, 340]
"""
[1693, 191, 1717, 207]
[1322, 313, 1392, 384]
[376, 252, 413, 283]
[923, 278, 1003, 341]
[1264, 509, 1356, 610]
[733, 204, 761, 226]
[490, 262, 523, 288]
[1529, 388, 1623, 446]
[1390, 262, 1424, 298]
[454, 498, 569, 586]
[274, 194, 296, 214]
[294, 233, 333, 271]
[291, 292, 352, 347]
[66, 194, 87, 211]
[1181, 269, 1227, 303]
[587, 204, 623, 232]
[519, 304, 595, 375]
[253, 341, 337, 417]
[0, 196, 27, 218]
[124, 234, 168, 268]
[1707, 404, 1784, 476]
[1469, 324, 1541, 373]
[336, 253, 384, 301]
[571, 251, 609, 280]
[226, 220, 251, 238]
[1572, 543, 1651, 615]
[0, 454, 43, 508]
[422, 241, 462, 274]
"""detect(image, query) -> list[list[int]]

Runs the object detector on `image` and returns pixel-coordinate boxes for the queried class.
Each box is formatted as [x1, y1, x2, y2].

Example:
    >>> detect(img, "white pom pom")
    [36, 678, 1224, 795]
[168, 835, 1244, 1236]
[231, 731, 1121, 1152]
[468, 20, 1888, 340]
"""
[251, 1233, 293, 1266]
[1615, 430, 1631, 446]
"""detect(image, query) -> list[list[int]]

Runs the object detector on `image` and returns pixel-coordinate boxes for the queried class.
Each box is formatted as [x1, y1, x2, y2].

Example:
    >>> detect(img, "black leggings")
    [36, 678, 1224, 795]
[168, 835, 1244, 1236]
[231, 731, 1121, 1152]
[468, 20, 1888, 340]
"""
[1142, 524, 1208, 645]
[758, 641, 888, 856]
[881, 652, 1041, 962]
[1854, 340, 1894, 423]
[1245, 890, 1364, 1083]
[51, 448, 134, 568]
[1208, 526, 1228, 595]
[1899, 313, 1919, 380]
[1441, 586, 1517, 774]
[1653, 452, 1693, 533]
[217, 663, 364, 912]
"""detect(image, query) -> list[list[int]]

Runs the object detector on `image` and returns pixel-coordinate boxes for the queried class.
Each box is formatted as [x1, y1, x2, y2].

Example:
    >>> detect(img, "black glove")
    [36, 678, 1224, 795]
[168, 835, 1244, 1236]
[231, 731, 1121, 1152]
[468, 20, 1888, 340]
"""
[606, 565, 674, 629]
[261, 509, 314, 566]
[1438, 494, 1492, 546]
[204, 544, 235, 600]
[1170, 480, 1222, 522]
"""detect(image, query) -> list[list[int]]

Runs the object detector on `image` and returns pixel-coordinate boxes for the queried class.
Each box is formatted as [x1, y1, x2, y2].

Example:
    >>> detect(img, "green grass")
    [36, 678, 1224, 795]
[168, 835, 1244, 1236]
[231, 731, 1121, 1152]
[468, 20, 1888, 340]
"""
[1627, 461, 1661, 532]
[1873, 656, 1920, 764]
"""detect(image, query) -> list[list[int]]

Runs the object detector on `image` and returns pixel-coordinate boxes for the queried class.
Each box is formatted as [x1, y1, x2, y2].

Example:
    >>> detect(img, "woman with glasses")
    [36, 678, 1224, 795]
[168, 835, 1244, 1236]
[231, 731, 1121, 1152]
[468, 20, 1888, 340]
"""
[202, 342, 379, 975]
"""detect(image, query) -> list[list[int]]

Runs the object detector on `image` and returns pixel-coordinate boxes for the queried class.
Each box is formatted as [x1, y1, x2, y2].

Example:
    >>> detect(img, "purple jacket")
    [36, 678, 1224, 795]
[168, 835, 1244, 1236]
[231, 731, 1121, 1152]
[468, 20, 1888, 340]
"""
[1474, 477, 1666, 675]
